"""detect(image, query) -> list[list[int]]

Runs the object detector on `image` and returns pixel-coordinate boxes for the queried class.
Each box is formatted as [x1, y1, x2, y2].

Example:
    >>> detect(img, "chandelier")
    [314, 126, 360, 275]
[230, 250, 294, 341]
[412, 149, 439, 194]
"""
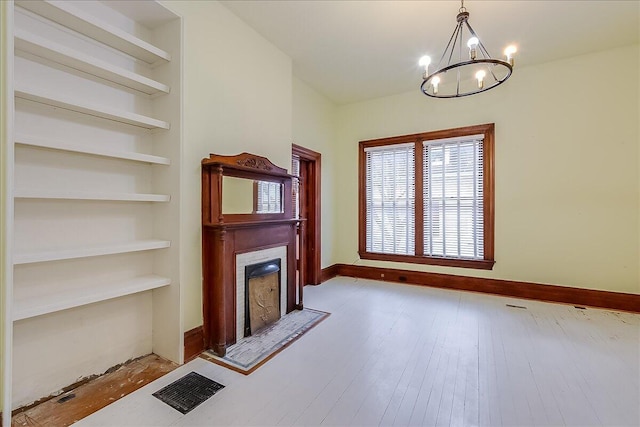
[419, 0, 517, 98]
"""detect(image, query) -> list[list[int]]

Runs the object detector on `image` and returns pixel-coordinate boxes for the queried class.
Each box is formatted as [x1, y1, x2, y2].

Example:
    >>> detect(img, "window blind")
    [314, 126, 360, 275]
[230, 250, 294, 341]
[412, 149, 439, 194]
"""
[423, 136, 483, 259]
[256, 181, 282, 213]
[364, 143, 415, 255]
[292, 156, 300, 219]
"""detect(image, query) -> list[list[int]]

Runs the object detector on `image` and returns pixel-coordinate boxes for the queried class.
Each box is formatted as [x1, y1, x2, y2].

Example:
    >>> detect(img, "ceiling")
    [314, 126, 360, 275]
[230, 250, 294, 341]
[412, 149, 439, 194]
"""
[220, 1, 639, 105]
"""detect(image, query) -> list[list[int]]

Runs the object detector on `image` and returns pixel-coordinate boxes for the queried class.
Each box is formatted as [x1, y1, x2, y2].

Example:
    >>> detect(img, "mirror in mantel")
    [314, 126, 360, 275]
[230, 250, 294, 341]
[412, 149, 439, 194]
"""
[222, 176, 284, 214]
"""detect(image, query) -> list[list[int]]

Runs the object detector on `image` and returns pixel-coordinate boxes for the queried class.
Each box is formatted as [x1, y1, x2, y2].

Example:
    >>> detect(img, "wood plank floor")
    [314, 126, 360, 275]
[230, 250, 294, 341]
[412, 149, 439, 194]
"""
[12, 354, 177, 427]
[77, 277, 639, 426]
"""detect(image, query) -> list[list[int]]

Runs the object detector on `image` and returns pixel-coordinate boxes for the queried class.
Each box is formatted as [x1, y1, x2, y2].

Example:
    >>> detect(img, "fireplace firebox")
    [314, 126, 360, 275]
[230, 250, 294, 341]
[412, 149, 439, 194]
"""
[245, 259, 281, 336]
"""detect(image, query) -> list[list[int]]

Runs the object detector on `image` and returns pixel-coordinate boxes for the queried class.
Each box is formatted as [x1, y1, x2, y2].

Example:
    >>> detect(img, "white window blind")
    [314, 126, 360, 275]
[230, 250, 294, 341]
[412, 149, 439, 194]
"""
[365, 143, 415, 255]
[292, 155, 300, 219]
[423, 135, 484, 259]
[256, 181, 282, 213]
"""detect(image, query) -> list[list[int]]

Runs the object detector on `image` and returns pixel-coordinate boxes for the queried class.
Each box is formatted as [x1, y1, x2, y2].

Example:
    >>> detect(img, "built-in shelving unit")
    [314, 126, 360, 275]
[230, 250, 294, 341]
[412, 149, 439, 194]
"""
[2, 0, 183, 418]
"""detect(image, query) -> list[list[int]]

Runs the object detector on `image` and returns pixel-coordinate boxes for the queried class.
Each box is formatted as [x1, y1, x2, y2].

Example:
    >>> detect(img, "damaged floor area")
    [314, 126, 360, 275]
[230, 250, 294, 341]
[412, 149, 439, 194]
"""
[12, 354, 177, 427]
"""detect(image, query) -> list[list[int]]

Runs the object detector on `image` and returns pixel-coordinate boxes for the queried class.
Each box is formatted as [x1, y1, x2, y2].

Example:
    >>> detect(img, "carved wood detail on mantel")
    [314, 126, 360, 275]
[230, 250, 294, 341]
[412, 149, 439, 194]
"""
[237, 157, 272, 171]
[202, 152, 289, 176]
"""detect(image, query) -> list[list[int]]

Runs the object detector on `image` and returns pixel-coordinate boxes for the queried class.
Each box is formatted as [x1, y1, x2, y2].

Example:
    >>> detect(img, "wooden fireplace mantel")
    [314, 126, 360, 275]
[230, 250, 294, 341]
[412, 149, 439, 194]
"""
[202, 153, 300, 356]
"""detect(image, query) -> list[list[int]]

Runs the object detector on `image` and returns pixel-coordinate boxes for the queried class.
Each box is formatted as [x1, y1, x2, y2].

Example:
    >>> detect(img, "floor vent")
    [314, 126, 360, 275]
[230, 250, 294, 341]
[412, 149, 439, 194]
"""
[506, 304, 527, 309]
[57, 393, 75, 404]
[152, 372, 224, 414]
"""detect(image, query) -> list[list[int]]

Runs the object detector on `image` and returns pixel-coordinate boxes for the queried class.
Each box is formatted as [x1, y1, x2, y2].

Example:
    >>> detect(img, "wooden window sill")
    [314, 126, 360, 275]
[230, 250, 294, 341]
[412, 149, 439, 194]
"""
[359, 252, 495, 270]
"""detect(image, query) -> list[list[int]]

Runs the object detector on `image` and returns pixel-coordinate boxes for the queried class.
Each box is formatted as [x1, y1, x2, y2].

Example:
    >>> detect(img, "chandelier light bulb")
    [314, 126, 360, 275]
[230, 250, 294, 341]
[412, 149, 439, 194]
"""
[432, 76, 441, 94]
[475, 70, 486, 89]
[504, 45, 517, 66]
[467, 37, 479, 60]
[419, 55, 431, 78]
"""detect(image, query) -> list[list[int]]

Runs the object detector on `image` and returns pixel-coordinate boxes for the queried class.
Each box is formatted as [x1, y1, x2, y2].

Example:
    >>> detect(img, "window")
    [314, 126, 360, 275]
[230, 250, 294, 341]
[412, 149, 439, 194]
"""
[423, 135, 484, 259]
[255, 181, 282, 213]
[359, 124, 495, 270]
[364, 143, 415, 255]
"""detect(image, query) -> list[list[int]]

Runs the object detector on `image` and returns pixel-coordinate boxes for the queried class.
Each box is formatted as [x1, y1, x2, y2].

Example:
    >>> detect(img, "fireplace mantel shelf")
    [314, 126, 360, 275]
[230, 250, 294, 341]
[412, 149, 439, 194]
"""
[204, 218, 303, 229]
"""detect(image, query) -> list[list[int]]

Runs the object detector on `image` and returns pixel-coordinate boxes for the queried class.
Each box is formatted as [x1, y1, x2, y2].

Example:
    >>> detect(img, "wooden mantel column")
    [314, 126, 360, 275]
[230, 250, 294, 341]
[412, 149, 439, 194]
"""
[211, 228, 227, 356]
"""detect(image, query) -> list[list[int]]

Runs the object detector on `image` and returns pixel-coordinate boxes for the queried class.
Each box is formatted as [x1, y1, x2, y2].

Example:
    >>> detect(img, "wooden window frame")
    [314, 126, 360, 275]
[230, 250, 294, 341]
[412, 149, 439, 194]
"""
[358, 123, 495, 270]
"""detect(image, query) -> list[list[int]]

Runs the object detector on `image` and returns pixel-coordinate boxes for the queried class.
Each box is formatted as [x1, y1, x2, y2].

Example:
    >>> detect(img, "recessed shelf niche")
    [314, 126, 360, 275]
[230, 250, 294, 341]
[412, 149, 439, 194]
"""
[3, 0, 183, 415]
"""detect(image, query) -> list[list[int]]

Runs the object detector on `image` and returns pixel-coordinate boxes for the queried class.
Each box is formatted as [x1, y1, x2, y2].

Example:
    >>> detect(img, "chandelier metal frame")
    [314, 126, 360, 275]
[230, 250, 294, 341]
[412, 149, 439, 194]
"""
[420, 1, 514, 98]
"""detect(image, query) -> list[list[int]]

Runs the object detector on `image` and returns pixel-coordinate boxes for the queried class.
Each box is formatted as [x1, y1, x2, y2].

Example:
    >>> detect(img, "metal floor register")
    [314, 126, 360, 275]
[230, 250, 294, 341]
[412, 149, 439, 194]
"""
[152, 371, 224, 414]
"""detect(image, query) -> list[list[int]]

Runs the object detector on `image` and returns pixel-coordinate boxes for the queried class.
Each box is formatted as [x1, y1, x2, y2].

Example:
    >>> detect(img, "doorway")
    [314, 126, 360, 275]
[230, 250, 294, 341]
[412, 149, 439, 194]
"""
[292, 144, 321, 287]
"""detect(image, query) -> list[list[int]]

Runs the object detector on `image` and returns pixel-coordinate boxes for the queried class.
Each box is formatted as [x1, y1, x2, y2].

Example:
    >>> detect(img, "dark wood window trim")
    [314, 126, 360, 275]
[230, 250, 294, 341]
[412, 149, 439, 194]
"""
[358, 123, 495, 270]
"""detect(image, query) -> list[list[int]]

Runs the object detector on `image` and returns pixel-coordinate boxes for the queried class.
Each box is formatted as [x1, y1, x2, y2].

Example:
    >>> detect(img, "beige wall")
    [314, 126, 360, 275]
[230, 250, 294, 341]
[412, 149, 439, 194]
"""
[162, 0, 293, 331]
[334, 45, 640, 294]
[292, 77, 338, 268]
[156, 3, 341, 331]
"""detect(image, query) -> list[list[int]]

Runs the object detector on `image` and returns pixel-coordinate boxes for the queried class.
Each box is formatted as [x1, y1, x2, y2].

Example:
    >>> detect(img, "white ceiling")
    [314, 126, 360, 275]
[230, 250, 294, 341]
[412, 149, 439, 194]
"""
[220, 0, 639, 105]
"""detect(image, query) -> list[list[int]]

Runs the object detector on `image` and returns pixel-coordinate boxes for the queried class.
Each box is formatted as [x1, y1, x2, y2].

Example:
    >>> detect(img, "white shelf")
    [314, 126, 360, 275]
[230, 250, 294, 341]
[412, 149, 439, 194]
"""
[13, 275, 171, 321]
[15, 134, 170, 165]
[14, 239, 171, 265]
[16, 0, 171, 66]
[14, 189, 170, 202]
[15, 85, 170, 130]
[14, 29, 170, 95]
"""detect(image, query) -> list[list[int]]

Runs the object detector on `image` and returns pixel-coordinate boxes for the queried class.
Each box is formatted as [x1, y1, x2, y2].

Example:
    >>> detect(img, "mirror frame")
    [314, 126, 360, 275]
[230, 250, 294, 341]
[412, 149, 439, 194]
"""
[202, 153, 294, 225]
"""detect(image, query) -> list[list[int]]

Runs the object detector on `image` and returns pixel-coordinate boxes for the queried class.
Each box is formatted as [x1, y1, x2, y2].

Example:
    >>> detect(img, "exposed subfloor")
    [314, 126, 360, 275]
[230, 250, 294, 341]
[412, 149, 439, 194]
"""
[75, 277, 639, 426]
[11, 354, 177, 427]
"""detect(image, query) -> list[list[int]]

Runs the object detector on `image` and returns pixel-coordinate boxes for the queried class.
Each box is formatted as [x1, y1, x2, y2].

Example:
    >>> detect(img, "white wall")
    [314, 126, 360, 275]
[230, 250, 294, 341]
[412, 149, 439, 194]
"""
[162, 1, 292, 331]
[334, 45, 640, 294]
[292, 77, 337, 268]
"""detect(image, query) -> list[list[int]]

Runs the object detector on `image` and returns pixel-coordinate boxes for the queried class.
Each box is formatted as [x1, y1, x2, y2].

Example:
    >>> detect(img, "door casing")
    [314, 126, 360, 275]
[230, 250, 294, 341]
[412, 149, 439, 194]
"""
[293, 144, 321, 286]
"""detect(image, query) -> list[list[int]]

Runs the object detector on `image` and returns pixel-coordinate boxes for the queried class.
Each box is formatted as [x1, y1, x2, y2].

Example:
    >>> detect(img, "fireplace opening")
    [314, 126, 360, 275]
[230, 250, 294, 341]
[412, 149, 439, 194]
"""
[244, 259, 281, 337]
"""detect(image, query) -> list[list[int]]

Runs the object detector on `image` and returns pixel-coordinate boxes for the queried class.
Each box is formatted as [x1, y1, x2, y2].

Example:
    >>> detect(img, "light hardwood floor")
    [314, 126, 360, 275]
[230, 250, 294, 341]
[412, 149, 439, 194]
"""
[77, 277, 640, 426]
